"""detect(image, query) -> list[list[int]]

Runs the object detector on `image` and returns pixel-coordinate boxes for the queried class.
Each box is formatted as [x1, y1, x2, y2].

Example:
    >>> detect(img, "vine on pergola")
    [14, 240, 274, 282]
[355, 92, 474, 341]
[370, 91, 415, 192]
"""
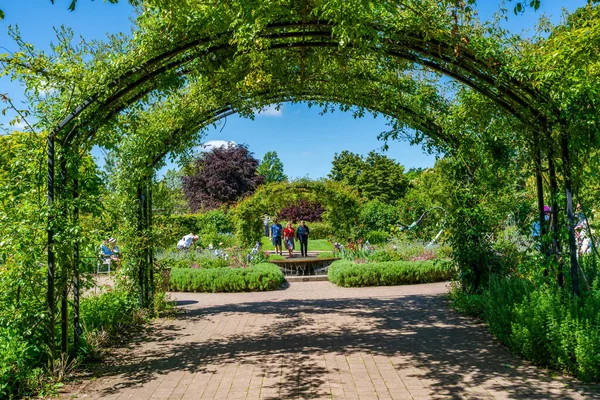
[1, 0, 599, 364]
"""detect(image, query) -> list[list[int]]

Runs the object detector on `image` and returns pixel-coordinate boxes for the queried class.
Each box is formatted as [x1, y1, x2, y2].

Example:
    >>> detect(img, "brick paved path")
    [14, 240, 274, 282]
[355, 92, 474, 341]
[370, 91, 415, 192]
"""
[62, 282, 599, 399]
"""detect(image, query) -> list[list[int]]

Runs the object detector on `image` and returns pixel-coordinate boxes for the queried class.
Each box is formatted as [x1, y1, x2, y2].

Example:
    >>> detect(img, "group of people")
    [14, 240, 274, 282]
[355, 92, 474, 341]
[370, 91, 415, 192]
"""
[268, 218, 310, 258]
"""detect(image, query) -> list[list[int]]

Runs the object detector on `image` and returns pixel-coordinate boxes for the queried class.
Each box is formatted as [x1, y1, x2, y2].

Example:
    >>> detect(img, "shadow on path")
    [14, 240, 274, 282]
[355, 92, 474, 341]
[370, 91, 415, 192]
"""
[71, 288, 599, 399]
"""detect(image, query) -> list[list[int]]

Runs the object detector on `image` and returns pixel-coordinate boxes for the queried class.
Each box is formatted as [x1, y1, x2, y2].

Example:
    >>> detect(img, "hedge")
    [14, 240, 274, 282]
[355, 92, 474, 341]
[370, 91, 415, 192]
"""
[169, 263, 284, 292]
[328, 259, 455, 287]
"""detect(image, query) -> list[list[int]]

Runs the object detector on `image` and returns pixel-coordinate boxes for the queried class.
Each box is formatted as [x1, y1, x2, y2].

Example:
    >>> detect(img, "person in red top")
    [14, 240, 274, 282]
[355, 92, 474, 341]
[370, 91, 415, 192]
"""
[283, 222, 295, 258]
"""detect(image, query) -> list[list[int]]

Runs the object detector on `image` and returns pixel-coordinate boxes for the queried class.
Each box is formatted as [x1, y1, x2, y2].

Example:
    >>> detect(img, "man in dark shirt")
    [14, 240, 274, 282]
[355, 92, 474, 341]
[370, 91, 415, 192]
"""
[297, 220, 310, 257]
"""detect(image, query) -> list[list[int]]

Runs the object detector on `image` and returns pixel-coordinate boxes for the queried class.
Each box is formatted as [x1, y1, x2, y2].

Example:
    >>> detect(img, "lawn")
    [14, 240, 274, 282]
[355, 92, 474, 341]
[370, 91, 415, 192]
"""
[261, 236, 335, 251]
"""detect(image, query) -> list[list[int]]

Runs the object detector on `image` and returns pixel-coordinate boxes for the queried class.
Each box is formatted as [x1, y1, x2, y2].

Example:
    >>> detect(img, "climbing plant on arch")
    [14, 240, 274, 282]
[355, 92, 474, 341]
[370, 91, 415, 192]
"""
[233, 180, 363, 246]
[1, 0, 599, 366]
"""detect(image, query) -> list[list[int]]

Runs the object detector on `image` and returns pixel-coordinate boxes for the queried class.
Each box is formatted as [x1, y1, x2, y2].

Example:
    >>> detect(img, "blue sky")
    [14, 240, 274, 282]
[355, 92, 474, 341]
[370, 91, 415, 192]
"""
[0, 0, 588, 179]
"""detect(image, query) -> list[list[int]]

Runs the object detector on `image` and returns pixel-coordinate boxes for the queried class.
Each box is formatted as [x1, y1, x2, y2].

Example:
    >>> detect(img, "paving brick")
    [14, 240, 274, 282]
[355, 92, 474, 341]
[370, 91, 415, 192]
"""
[59, 282, 598, 400]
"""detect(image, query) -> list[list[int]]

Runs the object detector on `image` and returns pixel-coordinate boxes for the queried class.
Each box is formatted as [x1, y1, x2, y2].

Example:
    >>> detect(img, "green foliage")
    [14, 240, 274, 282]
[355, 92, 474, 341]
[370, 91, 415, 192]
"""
[169, 264, 284, 292]
[328, 150, 365, 187]
[233, 180, 361, 246]
[329, 151, 408, 203]
[359, 199, 400, 233]
[154, 209, 235, 249]
[367, 241, 449, 262]
[2, 0, 600, 391]
[0, 328, 41, 399]
[364, 230, 390, 244]
[155, 250, 230, 269]
[305, 222, 333, 240]
[80, 290, 144, 339]
[451, 276, 600, 382]
[151, 169, 188, 216]
[328, 259, 455, 287]
[257, 151, 287, 183]
[396, 167, 447, 242]
[261, 237, 334, 252]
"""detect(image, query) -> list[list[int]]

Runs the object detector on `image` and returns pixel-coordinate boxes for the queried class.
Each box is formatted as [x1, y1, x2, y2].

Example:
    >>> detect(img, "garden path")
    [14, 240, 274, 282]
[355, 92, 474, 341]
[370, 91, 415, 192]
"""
[60, 282, 599, 399]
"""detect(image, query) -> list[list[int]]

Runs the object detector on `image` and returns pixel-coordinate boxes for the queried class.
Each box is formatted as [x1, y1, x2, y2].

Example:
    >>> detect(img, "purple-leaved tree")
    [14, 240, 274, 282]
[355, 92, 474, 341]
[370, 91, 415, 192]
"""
[182, 144, 264, 212]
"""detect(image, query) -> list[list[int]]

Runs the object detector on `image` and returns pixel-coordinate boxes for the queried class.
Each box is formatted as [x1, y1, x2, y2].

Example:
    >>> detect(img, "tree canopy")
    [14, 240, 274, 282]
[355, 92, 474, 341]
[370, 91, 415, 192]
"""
[257, 151, 287, 184]
[182, 144, 264, 212]
[330, 151, 408, 203]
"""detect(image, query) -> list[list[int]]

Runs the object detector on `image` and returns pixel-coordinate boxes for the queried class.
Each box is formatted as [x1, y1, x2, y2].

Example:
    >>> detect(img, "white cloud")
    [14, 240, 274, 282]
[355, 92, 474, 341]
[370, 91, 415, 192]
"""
[200, 140, 237, 151]
[256, 104, 283, 117]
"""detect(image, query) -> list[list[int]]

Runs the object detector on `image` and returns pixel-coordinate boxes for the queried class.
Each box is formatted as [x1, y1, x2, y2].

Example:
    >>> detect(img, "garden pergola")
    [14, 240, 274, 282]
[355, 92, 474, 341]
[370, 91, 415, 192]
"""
[11, 0, 590, 361]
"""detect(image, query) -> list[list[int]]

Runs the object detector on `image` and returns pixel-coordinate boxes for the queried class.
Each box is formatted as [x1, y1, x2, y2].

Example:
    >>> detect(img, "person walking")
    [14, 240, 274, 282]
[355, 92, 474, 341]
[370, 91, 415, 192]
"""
[283, 221, 295, 258]
[296, 220, 310, 257]
[270, 218, 283, 256]
[263, 215, 270, 237]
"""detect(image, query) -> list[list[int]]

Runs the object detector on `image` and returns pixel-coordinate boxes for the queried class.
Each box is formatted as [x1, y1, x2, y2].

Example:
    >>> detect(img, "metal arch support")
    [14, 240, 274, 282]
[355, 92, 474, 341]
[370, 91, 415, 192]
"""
[147, 85, 452, 170]
[52, 22, 553, 148]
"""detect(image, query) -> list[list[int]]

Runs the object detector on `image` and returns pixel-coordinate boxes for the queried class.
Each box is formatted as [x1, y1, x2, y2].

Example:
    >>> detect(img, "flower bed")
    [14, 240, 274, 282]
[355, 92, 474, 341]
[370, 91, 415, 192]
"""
[169, 263, 284, 293]
[328, 259, 455, 287]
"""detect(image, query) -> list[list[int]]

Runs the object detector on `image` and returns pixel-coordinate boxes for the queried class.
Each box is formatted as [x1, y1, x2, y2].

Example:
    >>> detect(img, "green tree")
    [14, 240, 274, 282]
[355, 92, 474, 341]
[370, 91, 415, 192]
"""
[329, 151, 365, 187]
[257, 151, 287, 184]
[329, 151, 408, 203]
[358, 152, 408, 204]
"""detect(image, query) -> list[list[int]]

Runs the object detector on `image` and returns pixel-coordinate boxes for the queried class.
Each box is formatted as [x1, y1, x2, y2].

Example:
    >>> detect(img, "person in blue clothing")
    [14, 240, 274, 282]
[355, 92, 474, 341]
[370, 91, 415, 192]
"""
[296, 220, 310, 257]
[270, 218, 283, 255]
[100, 238, 121, 268]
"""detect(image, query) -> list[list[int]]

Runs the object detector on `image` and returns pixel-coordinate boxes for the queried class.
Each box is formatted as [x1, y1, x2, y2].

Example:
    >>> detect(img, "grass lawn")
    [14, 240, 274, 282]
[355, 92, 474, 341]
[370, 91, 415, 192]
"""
[261, 236, 335, 251]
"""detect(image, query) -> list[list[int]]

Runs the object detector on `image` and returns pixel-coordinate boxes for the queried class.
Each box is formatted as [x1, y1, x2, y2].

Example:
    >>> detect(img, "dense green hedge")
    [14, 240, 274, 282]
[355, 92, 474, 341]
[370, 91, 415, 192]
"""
[328, 259, 455, 287]
[169, 263, 284, 292]
[304, 222, 333, 240]
[154, 210, 235, 249]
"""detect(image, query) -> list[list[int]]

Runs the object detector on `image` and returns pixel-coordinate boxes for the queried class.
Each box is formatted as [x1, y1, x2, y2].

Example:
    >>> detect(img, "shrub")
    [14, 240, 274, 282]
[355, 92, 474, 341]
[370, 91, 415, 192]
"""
[364, 230, 389, 244]
[328, 259, 455, 287]
[154, 209, 235, 249]
[0, 328, 40, 398]
[155, 249, 230, 269]
[450, 275, 600, 382]
[169, 263, 284, 292]
[80, 290, 144, 340]
[359, 199, 400, 232]
[366, 241, 449, 262]
[306, 222, 333, 240]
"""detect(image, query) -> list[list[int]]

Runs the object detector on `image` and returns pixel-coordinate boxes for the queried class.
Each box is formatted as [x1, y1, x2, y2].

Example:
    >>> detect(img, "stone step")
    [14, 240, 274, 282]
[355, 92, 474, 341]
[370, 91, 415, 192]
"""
[285, 275, 329, 282]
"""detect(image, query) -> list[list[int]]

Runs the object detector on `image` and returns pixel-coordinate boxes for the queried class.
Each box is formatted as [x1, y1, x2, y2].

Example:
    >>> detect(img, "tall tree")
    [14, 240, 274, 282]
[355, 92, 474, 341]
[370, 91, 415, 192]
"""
[182, 144, 264, 212]
[328, 150, 365, 187]
[257, 151, 287, 183]
[358, 152, 408, 204]
[329, 151, 408, 203]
